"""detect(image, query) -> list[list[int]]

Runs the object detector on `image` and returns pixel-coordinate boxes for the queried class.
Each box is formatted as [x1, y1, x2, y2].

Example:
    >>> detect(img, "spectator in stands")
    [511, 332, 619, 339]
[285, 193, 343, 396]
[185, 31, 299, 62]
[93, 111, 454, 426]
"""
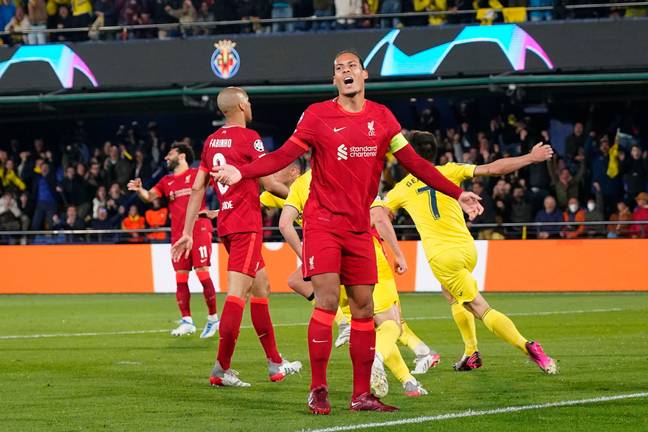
[18, 192, 32, 230]
[587, 134, 623, 217]
[535, 195, 562, 239]
[548, 154, 585, 209]
[0, 0, 16, 44]
[562, 197, 585, 239]
[122, 204, 145, 242]
[631, 192, 648, 238]
[53, 5, 75, 42]
[90, 206, 115, 242]
[335, 0, 362, 28]
[106, 182, 126, 217]
[1, 159, 27, 195]
[103, 144, 132, 189]
[92, 185, 107, 219]
[86, 161, 104, 194]
[165, 0, 197, 36]
[132, 149, 151, 181]
[30, 162, 58, 230]
[271, 0, 295, 32]
[70, 0, 93, 41]
[54, 205, 85, 230]
[312, 0, 334, 31]
[212, 0, 239, 34]
[379, 0, 401, 28]
[470, 179, 497, 239]
[619, 144, 648, 204]
[565, 122, 586, 162]
[584, 182, 606, 238]
[93, 0, 117, 28]
[59, 166, 91, 220]
[413, 0, 447, 26]
[4, 6, 31, 45]
[608, 200, 632, 238]
[0, 192, 22, 232]
[508, 185, 534, 222]
[194, 1, 214, 35]
[145, 198, 168, 241]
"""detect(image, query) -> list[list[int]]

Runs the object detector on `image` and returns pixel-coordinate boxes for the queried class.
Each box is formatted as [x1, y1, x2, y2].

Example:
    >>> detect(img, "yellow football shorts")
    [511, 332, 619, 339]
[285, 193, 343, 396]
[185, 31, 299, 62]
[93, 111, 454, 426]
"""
[426, 241, 478, 304]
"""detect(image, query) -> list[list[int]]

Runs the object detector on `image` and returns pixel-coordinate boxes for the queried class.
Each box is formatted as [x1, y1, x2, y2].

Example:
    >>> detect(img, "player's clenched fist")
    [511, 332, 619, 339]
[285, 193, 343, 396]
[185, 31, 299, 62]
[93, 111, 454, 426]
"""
[211, 165, 242, 186]
[529, 142, 554, 163]
[171, 233, 194, 261]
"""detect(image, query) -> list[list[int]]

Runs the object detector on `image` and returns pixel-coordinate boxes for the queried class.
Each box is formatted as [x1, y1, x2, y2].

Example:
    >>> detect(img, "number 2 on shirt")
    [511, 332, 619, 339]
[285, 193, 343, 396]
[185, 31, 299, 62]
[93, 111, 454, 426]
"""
[212, 153, 229, 195]
[417, 186, 441, 220]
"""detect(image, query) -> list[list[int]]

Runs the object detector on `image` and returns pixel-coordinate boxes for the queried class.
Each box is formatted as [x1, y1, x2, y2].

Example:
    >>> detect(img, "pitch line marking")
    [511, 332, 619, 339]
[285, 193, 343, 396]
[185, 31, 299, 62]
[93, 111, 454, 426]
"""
[0, 307, 625, 340]
[302, 392, 648, 432]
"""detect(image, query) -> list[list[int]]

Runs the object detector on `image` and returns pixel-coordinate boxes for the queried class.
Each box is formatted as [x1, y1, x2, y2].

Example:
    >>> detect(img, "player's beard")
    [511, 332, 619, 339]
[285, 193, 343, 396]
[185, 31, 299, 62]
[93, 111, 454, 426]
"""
[167, 159, 179, 171]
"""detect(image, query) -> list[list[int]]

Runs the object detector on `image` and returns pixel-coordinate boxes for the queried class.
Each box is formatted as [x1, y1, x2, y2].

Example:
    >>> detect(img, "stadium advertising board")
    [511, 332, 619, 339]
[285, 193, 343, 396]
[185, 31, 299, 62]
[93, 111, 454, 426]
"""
[1, 240, 647, 294]
[1, 20, 648, 94]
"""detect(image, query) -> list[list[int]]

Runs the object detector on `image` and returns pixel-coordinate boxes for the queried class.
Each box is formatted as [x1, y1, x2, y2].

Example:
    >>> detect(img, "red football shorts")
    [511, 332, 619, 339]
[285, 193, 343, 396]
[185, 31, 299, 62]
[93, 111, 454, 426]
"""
[172, 219, 213, 271]
[221, 231, 265, 277]
[302, 225, 377, 286]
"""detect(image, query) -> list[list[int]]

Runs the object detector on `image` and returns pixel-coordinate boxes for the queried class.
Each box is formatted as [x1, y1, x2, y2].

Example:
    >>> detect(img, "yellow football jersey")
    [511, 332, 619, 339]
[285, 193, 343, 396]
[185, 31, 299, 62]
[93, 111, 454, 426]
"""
[384, 163, 476, 254]
[259, 191, 285, 209]
[283, 169, 312, 226]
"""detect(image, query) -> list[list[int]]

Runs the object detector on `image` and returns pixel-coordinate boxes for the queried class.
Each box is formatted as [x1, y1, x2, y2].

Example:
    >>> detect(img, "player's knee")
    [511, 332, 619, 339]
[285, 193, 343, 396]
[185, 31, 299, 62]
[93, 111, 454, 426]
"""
[287, 272, 301, 291]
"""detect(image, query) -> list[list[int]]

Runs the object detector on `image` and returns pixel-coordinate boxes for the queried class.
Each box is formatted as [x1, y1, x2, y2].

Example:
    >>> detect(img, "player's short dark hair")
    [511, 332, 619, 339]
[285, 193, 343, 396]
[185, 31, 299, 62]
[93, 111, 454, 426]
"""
[409, 131, 438, 163]
[171, 142, 195, 165]
[334, 49, 365, 70]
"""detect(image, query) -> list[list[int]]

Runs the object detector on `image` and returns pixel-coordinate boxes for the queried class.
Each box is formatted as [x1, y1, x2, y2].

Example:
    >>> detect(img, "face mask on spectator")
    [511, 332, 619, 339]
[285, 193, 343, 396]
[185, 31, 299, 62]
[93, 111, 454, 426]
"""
[587, 202, 596, 212]
[569, 203, 579, 213]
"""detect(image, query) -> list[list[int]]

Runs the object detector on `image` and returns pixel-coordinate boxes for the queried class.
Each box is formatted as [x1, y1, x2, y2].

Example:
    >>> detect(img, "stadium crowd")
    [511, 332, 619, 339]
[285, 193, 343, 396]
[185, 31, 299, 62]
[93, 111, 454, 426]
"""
[1, 101, 647, 243]
[1, 0, 646, 45]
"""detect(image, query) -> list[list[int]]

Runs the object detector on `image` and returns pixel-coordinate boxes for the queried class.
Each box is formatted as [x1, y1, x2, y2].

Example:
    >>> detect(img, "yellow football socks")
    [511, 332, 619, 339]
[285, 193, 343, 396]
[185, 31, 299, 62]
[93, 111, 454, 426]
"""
[377, 320, 413, 384]
[482, 308, 529, 354]
[399, 322, 427, 355]
[451, 302, 478, 356]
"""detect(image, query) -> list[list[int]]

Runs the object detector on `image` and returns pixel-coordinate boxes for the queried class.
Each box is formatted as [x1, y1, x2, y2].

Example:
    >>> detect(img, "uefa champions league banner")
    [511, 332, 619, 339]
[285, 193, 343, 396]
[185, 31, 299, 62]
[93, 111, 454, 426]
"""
[1, 19, 648, 94]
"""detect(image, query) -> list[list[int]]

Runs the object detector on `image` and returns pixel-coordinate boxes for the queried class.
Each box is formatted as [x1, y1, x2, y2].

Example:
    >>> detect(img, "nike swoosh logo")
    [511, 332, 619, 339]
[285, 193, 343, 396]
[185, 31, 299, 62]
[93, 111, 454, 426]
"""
[311, 339, 328, 344]
[333, 127, 346, 132]
[351, 402, 361, 408]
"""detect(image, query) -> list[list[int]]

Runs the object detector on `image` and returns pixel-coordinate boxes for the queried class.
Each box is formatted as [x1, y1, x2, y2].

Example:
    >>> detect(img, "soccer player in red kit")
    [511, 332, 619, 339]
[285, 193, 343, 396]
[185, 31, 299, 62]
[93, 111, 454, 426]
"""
[212, 51, 483, 413]
[128, 142, 219, 338]
[172, 87, 301, 387]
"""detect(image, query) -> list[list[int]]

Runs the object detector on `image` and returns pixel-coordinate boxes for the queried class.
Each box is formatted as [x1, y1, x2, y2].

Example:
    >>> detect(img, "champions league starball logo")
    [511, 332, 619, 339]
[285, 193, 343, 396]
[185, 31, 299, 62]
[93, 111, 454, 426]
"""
[210, 40, 241, 80]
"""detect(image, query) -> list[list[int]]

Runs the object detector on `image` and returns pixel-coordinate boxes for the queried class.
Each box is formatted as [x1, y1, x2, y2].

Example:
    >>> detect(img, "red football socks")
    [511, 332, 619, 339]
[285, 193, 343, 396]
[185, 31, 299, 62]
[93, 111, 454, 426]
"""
[350, 317, 375, 398]
[250, 297, 282, 364]
[217, 295, 245, 370]
[196, 270, 217, 316]
[308, 307, 336, 390]
[175, 272, 191, 317]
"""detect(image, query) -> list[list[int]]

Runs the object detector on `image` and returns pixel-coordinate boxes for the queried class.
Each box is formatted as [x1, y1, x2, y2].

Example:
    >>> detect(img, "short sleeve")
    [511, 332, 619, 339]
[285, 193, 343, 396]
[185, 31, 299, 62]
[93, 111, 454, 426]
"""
[284, 172, 311, 213]
[247, 130, 267, 161]
[199, 137, 211, 172]
[441, 163, 477, 184]
[151, 177, 166, 198]
[384, 183, 405, 214]
[370, 195, 384, 208]
[260, 191, 284, 209]
[289, 106, 317, 150]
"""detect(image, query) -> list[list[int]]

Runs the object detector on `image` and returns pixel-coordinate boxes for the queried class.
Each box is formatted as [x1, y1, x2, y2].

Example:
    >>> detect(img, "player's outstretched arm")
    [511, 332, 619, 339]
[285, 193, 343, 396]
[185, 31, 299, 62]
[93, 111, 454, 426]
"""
[171, 170, 209, 261]
[370, 206, 407, 274]
[260, 175, 290, 199]
[127, 178, 159, 202]
[213, 141, 307, 185]
[393, 144, 483, 220]
[278, 205, 302, 258]
[474, 142, 553, 177]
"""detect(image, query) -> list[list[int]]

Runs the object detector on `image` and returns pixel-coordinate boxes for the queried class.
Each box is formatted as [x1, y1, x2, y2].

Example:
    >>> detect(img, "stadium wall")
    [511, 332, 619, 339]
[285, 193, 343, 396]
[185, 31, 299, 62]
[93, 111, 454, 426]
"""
[2, 239, 646, 294]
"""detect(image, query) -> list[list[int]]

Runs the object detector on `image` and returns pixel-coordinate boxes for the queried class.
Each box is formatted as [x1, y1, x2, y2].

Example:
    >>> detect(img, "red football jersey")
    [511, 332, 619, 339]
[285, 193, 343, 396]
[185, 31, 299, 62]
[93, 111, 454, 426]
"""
[200, 125, 266, 236]
[151, 168, 209, 243]
[289, 99, 401, 232]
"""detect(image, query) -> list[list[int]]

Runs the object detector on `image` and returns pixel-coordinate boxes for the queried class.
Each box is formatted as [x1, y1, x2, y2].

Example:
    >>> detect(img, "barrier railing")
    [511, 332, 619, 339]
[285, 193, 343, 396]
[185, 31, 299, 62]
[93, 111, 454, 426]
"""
[0, 220, 645, 245]
[1, 2, 647, 40]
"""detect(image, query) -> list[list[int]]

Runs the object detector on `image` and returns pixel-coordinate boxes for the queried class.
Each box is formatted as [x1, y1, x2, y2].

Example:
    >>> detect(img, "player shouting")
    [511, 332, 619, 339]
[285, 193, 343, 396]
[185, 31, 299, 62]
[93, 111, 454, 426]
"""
[212, 50, 482, 414]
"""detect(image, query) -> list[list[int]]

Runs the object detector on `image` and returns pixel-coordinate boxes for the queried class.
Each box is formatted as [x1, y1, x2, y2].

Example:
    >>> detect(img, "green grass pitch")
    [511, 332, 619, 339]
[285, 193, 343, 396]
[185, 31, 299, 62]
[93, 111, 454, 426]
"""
[2, 292, 648, 431]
